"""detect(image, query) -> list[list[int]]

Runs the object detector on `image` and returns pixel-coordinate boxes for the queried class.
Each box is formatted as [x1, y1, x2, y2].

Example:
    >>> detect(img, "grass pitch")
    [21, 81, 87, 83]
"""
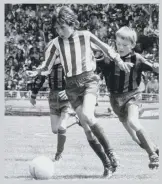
[4, 115, 159, 182]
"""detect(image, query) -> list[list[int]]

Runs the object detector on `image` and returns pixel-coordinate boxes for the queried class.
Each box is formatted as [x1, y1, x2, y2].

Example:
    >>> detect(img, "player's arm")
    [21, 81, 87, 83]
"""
[30, 75, 46, 99]
[137, 53, 159, 74]
[37, 41, 59, 75]
[89, 32, 133, 72]
[27, 41, 59, 78]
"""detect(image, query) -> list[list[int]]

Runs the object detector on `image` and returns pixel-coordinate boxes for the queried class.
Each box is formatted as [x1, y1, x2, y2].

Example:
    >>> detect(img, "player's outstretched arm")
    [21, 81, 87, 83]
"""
[89, 32, 133, 73]
[137, 53, 159, 74]
[27, 41, 59, 78]
[37, 41, 59, 76]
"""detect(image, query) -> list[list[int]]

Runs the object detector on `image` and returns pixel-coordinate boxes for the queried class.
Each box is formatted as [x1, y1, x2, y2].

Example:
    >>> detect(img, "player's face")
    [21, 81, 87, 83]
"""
[55, 23, 74, 39]
[116, 37, 134, 57]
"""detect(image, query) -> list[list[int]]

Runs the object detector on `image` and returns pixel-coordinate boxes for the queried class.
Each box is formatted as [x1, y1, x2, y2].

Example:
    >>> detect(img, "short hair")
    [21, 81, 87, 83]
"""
[52, 6, 79, 28]
[116, 26, 137, 45]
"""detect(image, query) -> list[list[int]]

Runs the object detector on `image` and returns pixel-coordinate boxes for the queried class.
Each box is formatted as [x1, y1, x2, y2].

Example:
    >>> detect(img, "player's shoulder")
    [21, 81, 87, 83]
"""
[134, 52, 145, 61]
[77, 30, 91, 36]
[134, 52, 153, 67]
[45, 39, 54, 49]
[45, 37, 59, 50]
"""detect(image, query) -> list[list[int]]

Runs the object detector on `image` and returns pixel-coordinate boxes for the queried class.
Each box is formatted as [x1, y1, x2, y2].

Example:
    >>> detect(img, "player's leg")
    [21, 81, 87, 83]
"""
[66, 72, 114, 176]
[127, 104, 159, 169]
[121, 120, 141, 145]
[50, 112, 64, 161]
[83, 123, 113, 177]
[50, 114, 60, 134]
[54, 107, 70, 161]
[121, 119, 159, 155]
[76, 105, 112, 177]
[76, 92, 118, 173]
[49, 91, 66, 161]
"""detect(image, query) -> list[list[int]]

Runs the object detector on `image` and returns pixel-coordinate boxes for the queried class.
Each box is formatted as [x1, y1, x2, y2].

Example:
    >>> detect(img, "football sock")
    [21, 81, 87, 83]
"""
[139, 142, 159, 156]
[88, 138, 111, 168]
[90, 123, 113, 153]
[57, 129, 66, 154]
[136, 129, 155, 156]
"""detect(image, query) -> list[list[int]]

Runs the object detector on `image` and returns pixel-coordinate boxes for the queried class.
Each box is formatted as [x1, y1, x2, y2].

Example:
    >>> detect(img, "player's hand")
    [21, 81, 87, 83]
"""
[117, 60, 134, 73]
[153, 62, 159, 68]
[26, 70, 38, 77]
[152, 62, 159, 73]
[58, 90, 68, 101]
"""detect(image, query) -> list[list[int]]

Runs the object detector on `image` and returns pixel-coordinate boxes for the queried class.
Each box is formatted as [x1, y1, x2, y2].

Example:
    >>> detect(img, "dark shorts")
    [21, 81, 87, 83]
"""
[48, 90, 71, 116]
[110, 89, 141, 122]
[65, 71, 99, 110]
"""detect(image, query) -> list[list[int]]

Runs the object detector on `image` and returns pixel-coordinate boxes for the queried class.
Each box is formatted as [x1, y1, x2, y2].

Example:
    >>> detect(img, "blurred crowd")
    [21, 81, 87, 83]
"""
[5, 4, 159, 94]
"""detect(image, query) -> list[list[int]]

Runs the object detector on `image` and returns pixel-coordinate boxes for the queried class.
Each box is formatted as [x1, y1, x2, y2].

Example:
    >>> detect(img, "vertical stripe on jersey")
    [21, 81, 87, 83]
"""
[114, 63, 120, 76]
[54, 65, 58, 89]
[118, 70, 125, 93]
[128, 67, 134, 91]
[68, 37, 76, 76]
[122, 57, 130, 92]
[72, 34, 82, 74]
[63, 40, 72, 76]
[58, 37, 68, 75]
[45, 44, 56, 71]
[110, 63, 116, 91]
[79, 34, 86, 72]
[128, 55, 136, 91]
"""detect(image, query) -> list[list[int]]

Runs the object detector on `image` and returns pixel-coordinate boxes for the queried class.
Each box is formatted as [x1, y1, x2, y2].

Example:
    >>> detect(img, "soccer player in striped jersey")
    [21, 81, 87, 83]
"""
[29, 56, 78, 161]
[27, 7, 134, 177]
[99, 26, 159, 169]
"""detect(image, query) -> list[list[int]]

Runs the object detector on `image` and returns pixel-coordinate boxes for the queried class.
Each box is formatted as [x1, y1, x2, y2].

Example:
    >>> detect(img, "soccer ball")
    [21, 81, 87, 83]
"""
[29, 156, 54, 180]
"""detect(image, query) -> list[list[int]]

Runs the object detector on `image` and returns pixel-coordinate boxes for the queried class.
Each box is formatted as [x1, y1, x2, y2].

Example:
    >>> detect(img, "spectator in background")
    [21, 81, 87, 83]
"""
[16, 48, 25, 65]
[10, 29, 22, 44]
[4, 4, 159, 92]
[98, 21, 108, 40]
[139, 75, 146, 93]
[5, 32, 11, 43]
[146, 73, 159, 94]
[25, 6, 35, 18]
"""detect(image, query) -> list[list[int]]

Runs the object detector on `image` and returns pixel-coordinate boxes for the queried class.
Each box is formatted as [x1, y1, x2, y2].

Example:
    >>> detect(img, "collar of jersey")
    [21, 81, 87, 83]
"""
[68, 30, 77, 40]
[121, 51, 135, 60]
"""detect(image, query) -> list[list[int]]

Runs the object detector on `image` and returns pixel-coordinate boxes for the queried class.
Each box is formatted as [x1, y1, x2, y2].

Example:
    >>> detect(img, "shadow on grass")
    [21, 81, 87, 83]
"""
[53, 174, 103, 179]
[5, 174, 104, 180]
[4, 173, 158, 180]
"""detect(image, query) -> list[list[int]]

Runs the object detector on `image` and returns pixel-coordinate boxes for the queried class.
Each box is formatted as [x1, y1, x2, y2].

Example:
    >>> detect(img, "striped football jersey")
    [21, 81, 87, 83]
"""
[38, 30, 118, 77]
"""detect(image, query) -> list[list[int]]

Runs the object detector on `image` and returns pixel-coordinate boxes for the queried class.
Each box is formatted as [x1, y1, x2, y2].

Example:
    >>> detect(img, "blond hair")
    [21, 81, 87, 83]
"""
[54, 6, 79, 29]
[116, 26, 137, 45]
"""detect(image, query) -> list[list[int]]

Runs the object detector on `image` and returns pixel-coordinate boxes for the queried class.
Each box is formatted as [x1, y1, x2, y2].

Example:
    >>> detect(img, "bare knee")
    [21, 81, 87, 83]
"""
[58, 128, 66, 135]
[85, 130, 94, 141]
[52, 129, 58, 134]
[59, 124, 67, 131]
[82, 111, 96, 126]
[127, 117, 142, 131]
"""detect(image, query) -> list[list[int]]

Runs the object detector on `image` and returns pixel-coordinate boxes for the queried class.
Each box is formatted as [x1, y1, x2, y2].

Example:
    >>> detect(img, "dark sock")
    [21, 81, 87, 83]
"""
[136, 129, 155, 156]
[90, 123, 112, 153]
[57, 129, 66, 154]
[139, 142, 159, 156]
[139, 143, 145, 149]
[88, 138, 111, 168]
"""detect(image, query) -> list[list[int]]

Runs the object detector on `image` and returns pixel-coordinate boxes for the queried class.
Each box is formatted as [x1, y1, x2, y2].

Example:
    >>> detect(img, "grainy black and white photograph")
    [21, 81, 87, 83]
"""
[4, 1, 160, 182]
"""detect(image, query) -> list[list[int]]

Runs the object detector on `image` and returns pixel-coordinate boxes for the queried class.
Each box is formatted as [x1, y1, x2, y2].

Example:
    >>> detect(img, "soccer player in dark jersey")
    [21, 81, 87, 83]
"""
[29, 56, 78, 161]
[27, 7, 134, 177]
[99, 26, 159, 169]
